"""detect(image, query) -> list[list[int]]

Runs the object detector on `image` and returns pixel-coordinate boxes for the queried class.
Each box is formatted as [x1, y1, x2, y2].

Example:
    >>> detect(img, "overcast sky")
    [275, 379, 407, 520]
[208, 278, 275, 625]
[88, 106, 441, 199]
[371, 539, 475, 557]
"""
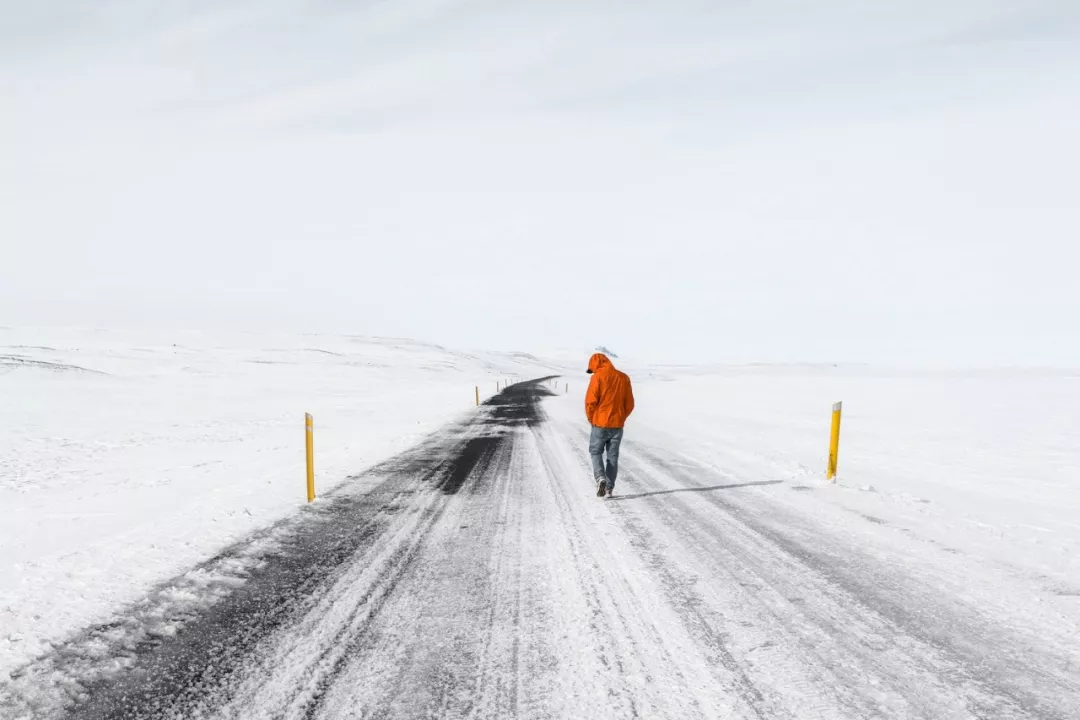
[3, 0, 1079, 365]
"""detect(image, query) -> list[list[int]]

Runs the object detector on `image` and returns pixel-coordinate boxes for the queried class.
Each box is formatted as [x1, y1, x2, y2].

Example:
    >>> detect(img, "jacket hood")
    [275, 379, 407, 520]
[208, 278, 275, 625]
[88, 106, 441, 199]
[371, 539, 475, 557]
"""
[587, 353, 612, 374]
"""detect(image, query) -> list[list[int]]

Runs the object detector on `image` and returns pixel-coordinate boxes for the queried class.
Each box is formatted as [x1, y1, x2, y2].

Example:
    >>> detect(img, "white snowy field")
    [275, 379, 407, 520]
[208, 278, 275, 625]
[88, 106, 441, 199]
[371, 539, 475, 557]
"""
[2, 328, 1079, 706]
[0, 327, 568, 675]
[630, 364, 1080, 593]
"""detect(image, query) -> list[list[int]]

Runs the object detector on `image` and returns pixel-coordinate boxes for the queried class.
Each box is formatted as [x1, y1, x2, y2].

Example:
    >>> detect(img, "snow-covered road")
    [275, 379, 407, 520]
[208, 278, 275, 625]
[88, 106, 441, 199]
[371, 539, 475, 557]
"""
[3, 379, 1077, 719]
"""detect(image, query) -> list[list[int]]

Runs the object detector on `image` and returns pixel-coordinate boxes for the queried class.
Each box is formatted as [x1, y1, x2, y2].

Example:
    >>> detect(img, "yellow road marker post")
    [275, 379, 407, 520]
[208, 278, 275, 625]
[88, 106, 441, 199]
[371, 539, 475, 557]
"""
[827, 402, 842, 481]
[305, 413, 315, 502]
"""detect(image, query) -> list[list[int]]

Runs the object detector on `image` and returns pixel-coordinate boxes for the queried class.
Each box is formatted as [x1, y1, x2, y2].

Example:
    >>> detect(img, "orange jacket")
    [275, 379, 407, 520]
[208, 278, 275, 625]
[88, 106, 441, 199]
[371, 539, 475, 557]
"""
[585, 353, 635, 429]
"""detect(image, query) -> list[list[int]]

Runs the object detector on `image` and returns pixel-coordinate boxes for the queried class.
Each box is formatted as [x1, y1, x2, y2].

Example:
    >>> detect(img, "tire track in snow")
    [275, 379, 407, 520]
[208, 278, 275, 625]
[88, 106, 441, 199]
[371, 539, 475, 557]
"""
[303, 383, 560, 719]
[290, 434, 516, 719]
[542, 411, 1078, 720]
[528, 424, 752, 719]
[304, 438, 518, 719]
[635, 443, 1080, 720]
[528, 429, 644, 720]
[463, 439, 526, 718]
[613, 433, 1078, 720]
[550, 422, 820, 720]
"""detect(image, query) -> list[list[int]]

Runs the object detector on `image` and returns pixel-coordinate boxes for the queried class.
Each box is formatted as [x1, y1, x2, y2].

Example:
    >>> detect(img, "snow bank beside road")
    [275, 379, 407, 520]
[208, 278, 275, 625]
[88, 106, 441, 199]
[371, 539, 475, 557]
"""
[625, 365, 1080, 590]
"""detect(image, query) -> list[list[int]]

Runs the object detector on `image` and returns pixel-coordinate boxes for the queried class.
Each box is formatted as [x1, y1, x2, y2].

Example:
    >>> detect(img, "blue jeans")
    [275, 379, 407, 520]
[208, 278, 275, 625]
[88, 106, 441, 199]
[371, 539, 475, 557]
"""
[589, 426, 624, 490]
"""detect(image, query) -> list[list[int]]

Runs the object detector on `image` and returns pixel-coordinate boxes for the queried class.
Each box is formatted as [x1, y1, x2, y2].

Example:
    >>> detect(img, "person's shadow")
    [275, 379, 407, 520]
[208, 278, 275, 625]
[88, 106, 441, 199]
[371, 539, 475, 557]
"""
[610, 479, 783, 501]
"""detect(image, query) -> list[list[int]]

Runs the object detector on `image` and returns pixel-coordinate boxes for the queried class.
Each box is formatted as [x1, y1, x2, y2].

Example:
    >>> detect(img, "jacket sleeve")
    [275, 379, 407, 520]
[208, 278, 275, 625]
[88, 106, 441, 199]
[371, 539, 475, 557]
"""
[625, 377, 635, 417]
[585, 374, 600, 425]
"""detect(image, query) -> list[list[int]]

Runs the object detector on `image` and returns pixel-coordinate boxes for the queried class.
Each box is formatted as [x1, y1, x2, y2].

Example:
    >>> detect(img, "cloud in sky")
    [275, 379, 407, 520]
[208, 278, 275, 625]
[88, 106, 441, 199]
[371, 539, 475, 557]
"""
[3, 0, 1079, 364]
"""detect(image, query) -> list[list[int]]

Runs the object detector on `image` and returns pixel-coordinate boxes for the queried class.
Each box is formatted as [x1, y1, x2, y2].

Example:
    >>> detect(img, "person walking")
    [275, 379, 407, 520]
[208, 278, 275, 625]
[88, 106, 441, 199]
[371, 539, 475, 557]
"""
[585, 353, 635, 498]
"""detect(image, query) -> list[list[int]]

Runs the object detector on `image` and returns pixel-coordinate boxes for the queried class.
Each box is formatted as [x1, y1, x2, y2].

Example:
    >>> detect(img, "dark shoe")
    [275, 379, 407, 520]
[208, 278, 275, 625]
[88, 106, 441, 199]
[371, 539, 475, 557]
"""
[605, 486, 614, 498]
[596, 478, 607, 497]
